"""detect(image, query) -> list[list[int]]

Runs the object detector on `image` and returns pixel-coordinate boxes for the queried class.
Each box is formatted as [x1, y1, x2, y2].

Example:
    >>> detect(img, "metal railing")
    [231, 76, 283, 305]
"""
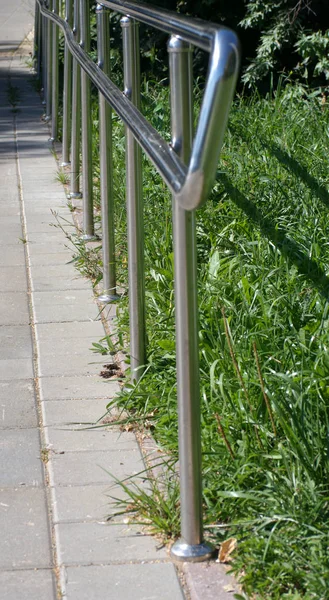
[33, 0, 240, 562]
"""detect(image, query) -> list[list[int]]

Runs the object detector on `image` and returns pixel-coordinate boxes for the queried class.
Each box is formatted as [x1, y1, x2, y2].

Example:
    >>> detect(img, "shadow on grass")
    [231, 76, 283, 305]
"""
[267, 142, 329, 209]
[221, 173, 329, 298]
[229, 122, 329, 209]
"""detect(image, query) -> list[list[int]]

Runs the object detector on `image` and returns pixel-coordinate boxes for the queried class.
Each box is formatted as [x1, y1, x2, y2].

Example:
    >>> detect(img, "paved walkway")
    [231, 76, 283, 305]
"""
[0, 6, 186, 599]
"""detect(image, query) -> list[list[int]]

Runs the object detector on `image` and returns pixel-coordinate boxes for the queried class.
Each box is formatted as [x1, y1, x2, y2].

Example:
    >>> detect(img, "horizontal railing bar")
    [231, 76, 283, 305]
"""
[37, 0, 187, 195]
[101, 0, 214, 52]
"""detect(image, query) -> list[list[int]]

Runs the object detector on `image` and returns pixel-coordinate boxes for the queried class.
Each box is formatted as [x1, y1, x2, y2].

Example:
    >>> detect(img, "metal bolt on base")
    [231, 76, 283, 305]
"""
[170, 539, 215, 562]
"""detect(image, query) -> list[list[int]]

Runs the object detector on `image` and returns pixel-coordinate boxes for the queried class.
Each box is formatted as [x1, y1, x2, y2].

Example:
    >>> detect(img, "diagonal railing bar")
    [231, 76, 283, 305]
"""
[36, 0, 239, 210]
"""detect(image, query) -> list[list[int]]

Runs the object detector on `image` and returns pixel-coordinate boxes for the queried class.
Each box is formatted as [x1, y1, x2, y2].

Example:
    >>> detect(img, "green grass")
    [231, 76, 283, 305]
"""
[71, 79, 329, 599]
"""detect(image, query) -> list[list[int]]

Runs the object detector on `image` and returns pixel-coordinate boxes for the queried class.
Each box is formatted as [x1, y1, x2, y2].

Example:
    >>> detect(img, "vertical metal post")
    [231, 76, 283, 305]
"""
[61, 0, 73, 164]
[168, 36, 213, 562]
[45, 0, 53, 121]
[36, 6, 42, 80]
[69, 0, 82, 198]
[50, 0, 59, 141]
[33, 1, 40, 72]
[97, 5, 118, 302]
[121, 16, 145, 382]
[41, 15, 47, 105]
[80, 0, 95, 239]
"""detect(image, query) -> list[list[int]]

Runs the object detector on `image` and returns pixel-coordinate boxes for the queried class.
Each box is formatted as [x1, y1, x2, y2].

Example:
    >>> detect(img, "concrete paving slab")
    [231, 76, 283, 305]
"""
[23, 191, 69, 200]
[49, 448, 144, 487]
[28, 242, 71, 255]
[0, 0, 34, 44]
[64, 563, 184, 600]
[53, 478, 144, 523]
[16, 149, 53, 160]
[22, 187, 67, 197]
[0, 325, 32, 359]
[0, 569, 55, 600]
[0, 245, 25, 267]
[0, 487, 52, 569]
[36, 219, 74, 230]
[0, 292, 29, 325]
[36, 320, 105, 341]
[55, 522, 167, 565]
[29, 251, 73, 267]
[26, 221, 59, 234]
[19, 169, 59, 178]
[1, 216, 23, 226]
[0, 357, 33, 380]
[40, 375, 117, 400]
[44, 427, 139, 454]
[0, 164, 17, 177]
[0, 379, 37, 429]
[32, 291, 100, 323]
[182, 562, 241, 600]
[0, 222, 23, 236]
[52, 484, 114, 523]
[0, 180, 20, 190]
[0, 206, 21, 218]
[0, 266, 27, 292]
[37, 336, 103, 357]
[38, 352, 112, 377]
[27, 231, 70, 244]
[23, 200, 68, 211]
[0, 190, 20, 208]
[0, 195, 20, 207]
[19, 166, 59, 175]
[42, 398, 109, 426]
[26, 212, 72, 223]
[0, 428, 44, 487]
[18, 153, 54, 163]
[30, 266, 91, 292]
[0, 230, 26, 245]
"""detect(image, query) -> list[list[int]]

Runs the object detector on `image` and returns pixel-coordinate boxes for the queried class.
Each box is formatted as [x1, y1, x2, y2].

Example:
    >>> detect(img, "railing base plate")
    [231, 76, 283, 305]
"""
[81, 233, 99, 242]
[170, 539, 215, 562]
[98, 293, 120, 304]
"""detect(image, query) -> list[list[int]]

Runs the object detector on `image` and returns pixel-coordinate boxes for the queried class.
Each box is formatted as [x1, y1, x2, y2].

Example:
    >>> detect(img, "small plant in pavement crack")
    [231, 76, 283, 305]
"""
[6, 81, 21, 112]
[106, 462, 181, 542]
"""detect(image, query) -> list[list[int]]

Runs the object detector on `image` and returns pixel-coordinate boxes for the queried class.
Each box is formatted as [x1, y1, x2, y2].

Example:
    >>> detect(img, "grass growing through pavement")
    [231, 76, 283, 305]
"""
[76, 79, 329, 599]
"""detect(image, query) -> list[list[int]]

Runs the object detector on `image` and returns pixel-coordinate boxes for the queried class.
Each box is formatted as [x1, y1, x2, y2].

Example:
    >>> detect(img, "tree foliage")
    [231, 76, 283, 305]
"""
[240, 0, 329, 87]
[141, 0, 329, 90]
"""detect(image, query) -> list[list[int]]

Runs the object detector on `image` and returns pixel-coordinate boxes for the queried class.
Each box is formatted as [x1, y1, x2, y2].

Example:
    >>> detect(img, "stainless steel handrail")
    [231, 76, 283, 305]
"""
[35, 0, 240, 563]
[36, 0, 240, 210]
